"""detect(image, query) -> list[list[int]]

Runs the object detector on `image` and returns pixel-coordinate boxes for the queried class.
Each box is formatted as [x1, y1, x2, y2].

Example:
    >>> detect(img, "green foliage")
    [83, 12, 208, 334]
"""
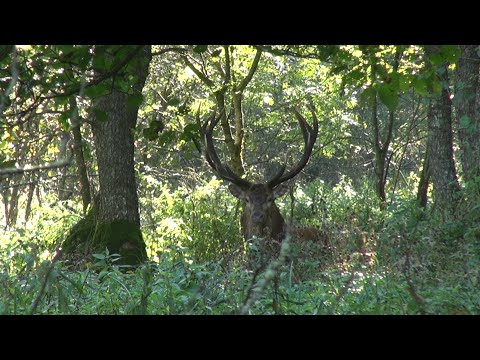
[1, 176, 479, 314]
[1, 44, 478, 314]
[139, 178, 244, 263]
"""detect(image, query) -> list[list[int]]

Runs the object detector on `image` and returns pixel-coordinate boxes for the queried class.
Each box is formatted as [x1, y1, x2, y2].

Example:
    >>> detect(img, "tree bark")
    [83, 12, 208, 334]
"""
[62, 45, 151, 267]
[183, 46, 262, 177]
[90, 46, 151, 265]
[417, 148, 430, 208]
[424, 45, 460, 213]
[455, 45, 480, 181]
[70, 96, 91, 215]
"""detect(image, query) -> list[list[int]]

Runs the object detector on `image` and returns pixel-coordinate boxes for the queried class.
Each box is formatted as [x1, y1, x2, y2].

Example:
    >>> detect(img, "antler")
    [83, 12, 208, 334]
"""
[267, 104, 319, 189]
[202, 111, 252, 189]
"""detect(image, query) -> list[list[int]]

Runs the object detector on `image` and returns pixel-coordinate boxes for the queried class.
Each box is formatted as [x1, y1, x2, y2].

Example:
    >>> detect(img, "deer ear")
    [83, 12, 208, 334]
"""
[228, 184, 244, 199]
[273, 183, 289, 198]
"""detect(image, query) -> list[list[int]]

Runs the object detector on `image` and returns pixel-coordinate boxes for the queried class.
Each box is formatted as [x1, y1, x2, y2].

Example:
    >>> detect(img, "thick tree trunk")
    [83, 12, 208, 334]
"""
[456, 45, 480, 181]
[425, 45, 460, 213]
[62, 46, 151, 267]
[90, 46, 151, 265]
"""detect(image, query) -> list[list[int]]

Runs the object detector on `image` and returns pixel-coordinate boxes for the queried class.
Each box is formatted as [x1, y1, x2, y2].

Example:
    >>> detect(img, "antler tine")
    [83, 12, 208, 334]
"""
[267, 107, 319, 189]
[265, 151, 288, 188]
[203, 111, 251, 188]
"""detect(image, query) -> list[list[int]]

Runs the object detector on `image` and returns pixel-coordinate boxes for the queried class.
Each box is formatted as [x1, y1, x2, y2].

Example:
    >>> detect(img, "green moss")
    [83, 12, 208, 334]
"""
[62, 207, 97, 256]
[91, 220, 147, 266]
[62, 207, 147, 267]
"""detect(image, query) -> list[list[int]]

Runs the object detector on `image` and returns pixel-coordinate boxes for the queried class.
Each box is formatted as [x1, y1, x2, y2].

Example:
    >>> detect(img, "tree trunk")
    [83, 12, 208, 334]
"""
[455, 45, 480, 181]
[70, 96, 91, 215]
[370, 94, 395, 210]
[424, 45, 460, 213]
[62, 45, 151, 267]
[417, 148, 430, 208]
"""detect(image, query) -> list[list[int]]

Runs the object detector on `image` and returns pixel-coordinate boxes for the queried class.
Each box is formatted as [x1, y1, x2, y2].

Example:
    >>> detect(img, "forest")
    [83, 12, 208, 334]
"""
[0, 45, 479, 315]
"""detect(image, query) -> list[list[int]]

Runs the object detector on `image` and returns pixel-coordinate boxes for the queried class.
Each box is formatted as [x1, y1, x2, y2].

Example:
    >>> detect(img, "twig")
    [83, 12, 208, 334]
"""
[0, 159, 71, 176]
[239, 235, 291, 315]
[29, 246, 64, 315]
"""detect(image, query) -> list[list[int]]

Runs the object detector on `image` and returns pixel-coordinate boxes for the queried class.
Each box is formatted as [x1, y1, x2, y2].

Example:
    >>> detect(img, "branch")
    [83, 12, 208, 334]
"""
[44, 45, 146, 100]
[237, 48, 262, 92]
[151, 47, 190, 56]
[181, 55, 215, 88]
[0, 158, 71, 176]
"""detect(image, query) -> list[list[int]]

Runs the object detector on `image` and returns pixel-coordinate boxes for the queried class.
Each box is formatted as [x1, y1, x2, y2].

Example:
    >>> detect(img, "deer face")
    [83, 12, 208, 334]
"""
[228, 183, 289, 224]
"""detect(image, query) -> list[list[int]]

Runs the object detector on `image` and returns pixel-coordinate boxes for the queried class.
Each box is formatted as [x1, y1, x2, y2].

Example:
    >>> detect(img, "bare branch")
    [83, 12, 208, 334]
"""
[0, 159, 71, 176]
[237, 48, 262, 92]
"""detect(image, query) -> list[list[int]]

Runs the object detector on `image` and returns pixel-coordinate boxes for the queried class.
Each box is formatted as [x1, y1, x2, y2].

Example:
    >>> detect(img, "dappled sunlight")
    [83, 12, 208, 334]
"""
[1, 45, 478, 314]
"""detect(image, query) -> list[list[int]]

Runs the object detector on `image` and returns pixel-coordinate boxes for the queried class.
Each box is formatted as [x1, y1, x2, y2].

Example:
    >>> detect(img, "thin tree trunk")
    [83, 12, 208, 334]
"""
[57, 131, 70, 200]
[69, 97, 91, 215]
[25, 181, 35, 222]
[456, 45, 480, 181]
[417, 148, 430, 208]
[424, 45, 460, 213]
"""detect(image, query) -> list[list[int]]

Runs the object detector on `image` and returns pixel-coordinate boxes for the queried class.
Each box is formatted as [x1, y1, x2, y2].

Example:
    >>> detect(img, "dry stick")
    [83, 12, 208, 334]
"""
[0, 159, 71, 176]
[29, 247, 63, 315]
[403, 246, 427, 314]
[239, 234, 291, 315]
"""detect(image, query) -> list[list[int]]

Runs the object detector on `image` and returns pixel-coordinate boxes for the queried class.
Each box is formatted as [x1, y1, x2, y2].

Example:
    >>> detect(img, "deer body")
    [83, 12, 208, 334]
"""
[203, 105, 319, 246]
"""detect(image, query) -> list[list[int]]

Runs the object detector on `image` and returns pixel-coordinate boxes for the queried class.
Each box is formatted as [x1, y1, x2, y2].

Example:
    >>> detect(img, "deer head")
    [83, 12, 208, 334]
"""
[203, 106, 319, 242]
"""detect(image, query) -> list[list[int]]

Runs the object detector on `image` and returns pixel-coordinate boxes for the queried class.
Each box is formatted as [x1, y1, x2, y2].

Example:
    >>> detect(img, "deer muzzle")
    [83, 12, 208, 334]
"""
[251, 211, 264, 223]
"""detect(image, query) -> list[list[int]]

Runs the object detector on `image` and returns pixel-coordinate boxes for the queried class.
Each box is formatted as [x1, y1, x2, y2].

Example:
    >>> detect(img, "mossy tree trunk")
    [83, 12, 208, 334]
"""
[62, 46, 151, 266]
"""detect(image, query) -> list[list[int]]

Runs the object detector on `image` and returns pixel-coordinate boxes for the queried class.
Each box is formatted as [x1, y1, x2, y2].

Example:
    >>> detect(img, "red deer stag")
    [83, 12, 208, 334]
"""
[202, 106, 320, 246]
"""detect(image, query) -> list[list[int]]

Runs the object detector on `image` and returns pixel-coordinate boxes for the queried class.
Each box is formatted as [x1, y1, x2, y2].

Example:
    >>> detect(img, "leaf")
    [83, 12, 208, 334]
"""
[181, 123, 200, 141]
[58, 112, 70, 130]
[127, 93, 144, 108]
[331, 64, 348, 75]
[431, 79, 443, 94]
[157, 130, 176, 146]
[459, 115, 472, 130]
[360, 86, 376, 103]
[184, 123, 200, 134]
[92, 253, 106, 260]
[167, 97, 181, 107]
[92, 55, 107, 70]
[84, 84, 109, 98]
[377, 84, 399, 111]
[0, 159, 16, 169]
[348, 69, 365, 82]
[211, 48, 222, 57]
[193, 45, 208, 54]
[93, 109, 108, 122]
[412, 77, 428, 96]
[398, 74, 412, 92]
[428, 53, 444, 65]
[143, 119, 164, 141]
[440, 45, 461, 63]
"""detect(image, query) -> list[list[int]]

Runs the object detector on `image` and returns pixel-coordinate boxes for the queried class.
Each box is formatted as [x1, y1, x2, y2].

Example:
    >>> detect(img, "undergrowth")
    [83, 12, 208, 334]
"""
[1, 176, 479, 314]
